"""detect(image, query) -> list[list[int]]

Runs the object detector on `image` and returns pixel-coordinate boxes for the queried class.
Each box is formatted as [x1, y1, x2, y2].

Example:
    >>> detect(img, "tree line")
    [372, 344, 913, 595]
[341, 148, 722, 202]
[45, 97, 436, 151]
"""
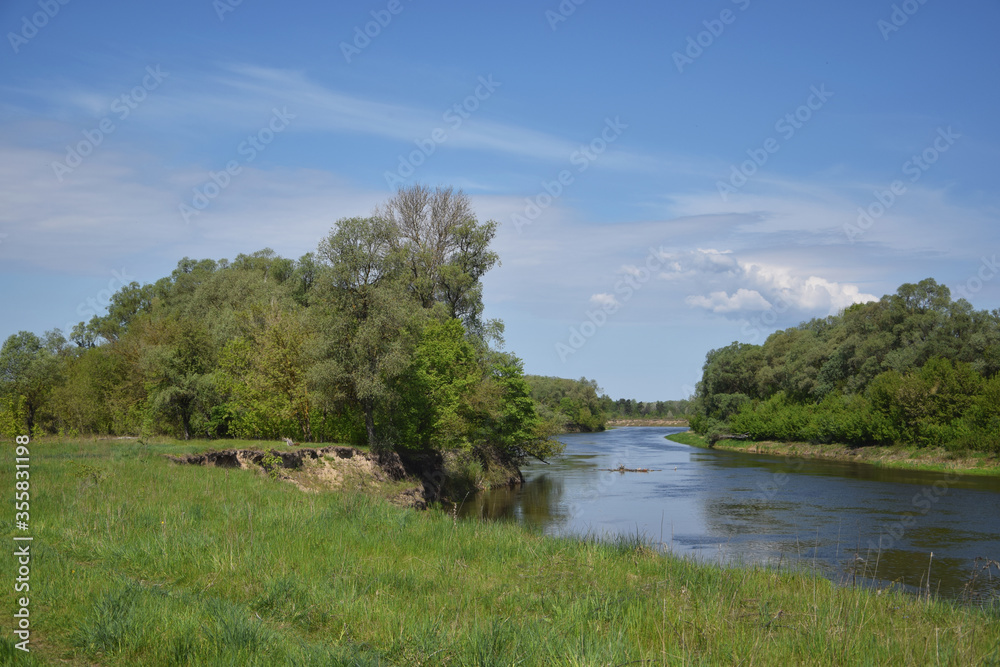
[525, 375, 693, 432]
[0, 186, 560, 463]
[690, 278, 1000, 453]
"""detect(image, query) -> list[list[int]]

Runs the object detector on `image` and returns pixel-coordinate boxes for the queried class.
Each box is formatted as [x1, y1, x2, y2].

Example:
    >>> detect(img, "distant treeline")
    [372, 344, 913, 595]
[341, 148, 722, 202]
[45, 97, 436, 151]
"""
[525, 375, 692, 432]
[0, 186, 560, 463]
[690, 279, 1000, 453]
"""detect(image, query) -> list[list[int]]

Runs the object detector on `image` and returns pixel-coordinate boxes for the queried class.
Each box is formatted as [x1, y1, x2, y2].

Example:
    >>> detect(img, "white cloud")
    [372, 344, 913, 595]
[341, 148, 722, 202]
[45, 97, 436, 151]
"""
[686, 288, 771, 313]
[32, 63, 660, 174]
[0, 142, 384, 274]
[589, 293, 619, 308]
[663, 248, 877, 319]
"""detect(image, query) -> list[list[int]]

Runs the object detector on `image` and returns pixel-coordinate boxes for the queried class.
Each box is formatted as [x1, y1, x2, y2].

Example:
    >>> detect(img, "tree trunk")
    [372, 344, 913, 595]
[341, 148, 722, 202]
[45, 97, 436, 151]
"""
[363, 397, 376, 448]
[25, 402, 35, 436]
[180, 403, 192, 441]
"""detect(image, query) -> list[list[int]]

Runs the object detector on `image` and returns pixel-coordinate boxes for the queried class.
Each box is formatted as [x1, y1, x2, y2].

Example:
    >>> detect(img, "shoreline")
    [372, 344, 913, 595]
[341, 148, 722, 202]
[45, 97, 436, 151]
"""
[10, 437, 999, 664]
[666, 431, 1000, 476]
[604, 418, 689, 428]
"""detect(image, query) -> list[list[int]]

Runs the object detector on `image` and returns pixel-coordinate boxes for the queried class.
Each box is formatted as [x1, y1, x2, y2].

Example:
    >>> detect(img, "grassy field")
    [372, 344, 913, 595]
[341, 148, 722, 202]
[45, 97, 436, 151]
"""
[666, 431, 1000, 477]
[2, 437, 998, 665]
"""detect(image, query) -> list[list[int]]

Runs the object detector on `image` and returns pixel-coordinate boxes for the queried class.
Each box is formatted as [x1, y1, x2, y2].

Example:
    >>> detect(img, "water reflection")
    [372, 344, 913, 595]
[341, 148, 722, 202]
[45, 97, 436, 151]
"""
[461, 473, 570, 529]
[460, 427, 1000, 599]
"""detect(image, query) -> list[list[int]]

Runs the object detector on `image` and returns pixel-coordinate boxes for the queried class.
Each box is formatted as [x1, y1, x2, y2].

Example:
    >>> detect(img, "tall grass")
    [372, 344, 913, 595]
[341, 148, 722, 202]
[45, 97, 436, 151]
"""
[2, 437, 998, 665]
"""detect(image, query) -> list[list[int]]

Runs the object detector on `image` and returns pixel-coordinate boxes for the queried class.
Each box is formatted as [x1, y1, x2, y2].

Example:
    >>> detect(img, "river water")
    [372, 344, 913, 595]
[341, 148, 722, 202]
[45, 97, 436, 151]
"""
[460, 427, 1000, 600]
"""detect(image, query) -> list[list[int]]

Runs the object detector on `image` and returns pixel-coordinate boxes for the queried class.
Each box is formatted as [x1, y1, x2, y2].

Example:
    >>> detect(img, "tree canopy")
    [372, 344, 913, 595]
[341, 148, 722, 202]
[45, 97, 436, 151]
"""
[0, 185, 556, 465]
[690, 279, 1000, 452]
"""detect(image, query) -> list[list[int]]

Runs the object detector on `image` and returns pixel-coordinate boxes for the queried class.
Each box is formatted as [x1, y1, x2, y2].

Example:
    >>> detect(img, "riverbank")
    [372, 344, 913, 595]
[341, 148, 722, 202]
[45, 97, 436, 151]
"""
[667, 431, 1000, 476]
[606, 418, 689, 427]
[164, 439, 524, 507]
[3, 437, 998, 665]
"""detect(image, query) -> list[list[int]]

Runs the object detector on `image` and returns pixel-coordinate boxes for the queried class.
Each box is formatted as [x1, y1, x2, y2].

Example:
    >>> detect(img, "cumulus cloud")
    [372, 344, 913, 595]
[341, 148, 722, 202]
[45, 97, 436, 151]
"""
[589, 293, 620, 308]
[664, 248, 877, 320]
[686, 288, 771, 313]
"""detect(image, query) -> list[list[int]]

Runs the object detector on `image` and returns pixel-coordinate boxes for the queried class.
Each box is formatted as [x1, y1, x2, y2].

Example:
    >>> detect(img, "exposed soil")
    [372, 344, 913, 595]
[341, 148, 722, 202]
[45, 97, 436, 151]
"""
[167, 445, 426, 508]
[166, 443, 525, 508]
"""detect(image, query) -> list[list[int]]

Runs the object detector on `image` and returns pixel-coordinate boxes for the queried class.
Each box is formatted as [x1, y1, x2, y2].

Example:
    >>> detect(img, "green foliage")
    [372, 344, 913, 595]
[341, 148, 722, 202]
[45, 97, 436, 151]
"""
[259, 452, 282, 480]
[2, 184, 552, 464]
[524, 375, 607, 432]
[394, 318, 480, 450]
[10, 438, 998, 665]
[601, 397, 693, 419]
[73, 462, 111, 486]
[693, 279, 1000, 453]
[0, 330, 65, 433]
[218, 306, 315, 441]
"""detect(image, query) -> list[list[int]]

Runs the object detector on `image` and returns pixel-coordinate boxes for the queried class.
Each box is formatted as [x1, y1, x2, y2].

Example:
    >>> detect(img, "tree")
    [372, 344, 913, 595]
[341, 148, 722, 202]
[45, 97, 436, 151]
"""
[487, 359, 563, 462]
[0, 331, 64, 433]
[313, 216, 420, 448]
[394, 318, 481, 449]
[375, 184, 500, 336]
[219, 305, 316, 441]
[142, 317, 215, 439]
[90, 281, 153, 343]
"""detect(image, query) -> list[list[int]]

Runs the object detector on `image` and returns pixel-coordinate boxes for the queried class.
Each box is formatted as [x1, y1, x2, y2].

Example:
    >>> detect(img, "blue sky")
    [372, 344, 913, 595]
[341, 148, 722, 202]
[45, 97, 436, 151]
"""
[2, 0, 998, 401]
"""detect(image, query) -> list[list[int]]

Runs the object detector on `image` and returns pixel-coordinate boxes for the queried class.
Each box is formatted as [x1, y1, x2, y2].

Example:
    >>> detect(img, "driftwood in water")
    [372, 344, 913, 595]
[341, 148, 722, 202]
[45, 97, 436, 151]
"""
[600, 465, 662, 473]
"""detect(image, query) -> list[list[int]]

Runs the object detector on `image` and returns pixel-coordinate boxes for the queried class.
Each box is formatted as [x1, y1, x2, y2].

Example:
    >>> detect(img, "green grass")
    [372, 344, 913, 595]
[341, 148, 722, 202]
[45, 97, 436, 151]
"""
[3, 438, 999, 665]
[666, 432, 1000, 477]
[664, 431, 710, 449]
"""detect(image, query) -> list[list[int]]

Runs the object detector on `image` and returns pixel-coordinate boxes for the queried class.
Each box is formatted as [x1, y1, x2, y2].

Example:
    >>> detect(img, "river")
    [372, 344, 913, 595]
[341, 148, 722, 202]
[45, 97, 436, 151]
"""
[460, 427, 1000, 600]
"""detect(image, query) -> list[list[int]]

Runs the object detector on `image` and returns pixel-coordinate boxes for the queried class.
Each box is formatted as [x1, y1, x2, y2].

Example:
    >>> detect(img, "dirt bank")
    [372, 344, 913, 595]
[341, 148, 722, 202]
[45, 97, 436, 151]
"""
[167, 443, 524, 507]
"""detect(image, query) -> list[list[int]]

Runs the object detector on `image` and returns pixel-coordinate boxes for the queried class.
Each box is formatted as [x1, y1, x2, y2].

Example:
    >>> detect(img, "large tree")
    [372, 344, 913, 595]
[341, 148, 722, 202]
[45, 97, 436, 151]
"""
[313, 216, 420, 447]
[0, 330, 65, 433]
[375, 185, 500, 337]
